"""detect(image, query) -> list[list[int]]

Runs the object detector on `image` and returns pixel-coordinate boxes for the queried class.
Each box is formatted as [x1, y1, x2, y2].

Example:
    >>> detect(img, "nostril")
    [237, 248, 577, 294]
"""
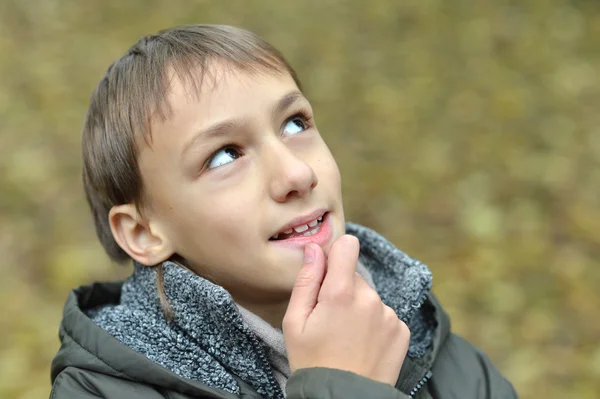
[270, 160, 318, 202]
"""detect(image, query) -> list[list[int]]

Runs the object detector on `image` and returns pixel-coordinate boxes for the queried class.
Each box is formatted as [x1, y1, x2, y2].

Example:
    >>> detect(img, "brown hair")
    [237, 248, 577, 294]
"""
[83, 24, 301, 262]
[82, 25, 301, 316]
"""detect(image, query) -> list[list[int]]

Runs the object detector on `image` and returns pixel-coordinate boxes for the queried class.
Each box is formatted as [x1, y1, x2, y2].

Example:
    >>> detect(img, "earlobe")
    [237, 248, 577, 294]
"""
[108, 204, 175, 266]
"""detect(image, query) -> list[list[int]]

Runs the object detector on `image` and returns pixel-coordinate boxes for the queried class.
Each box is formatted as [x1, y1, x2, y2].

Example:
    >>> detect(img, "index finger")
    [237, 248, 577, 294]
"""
[319, 234, 360, 300]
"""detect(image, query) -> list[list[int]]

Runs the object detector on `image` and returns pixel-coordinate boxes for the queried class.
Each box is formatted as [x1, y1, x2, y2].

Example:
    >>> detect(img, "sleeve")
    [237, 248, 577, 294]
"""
[286, 368, 410, 399]
[429, 333, 519, 399]
[50, 367, 168, 399]
[51, 369, 104, 399]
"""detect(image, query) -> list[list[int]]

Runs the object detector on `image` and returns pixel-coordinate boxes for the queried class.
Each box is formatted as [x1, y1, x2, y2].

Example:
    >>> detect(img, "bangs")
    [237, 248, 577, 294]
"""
[111, 24, 299, 146]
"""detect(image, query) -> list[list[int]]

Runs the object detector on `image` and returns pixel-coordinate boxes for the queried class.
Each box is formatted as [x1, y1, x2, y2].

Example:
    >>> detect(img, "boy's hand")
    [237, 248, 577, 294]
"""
[282, 235, 410, 387]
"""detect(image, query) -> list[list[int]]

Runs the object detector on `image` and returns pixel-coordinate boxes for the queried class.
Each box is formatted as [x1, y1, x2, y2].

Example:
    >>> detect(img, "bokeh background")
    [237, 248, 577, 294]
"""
[1, 0, 599, 398]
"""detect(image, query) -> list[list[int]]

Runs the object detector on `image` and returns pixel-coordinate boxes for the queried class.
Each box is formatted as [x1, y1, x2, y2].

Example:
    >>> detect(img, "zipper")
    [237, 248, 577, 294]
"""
[401, 282, 432, 398]
[224, 306, 285, 399]
[401, 284, 430, 325]
[243, 329, 285, 399]
[409, 370, 432, 397]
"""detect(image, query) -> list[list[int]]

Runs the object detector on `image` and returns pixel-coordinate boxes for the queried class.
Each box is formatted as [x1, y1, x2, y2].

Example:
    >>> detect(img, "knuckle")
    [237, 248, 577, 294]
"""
[360, 288, 381, 308]
[293, 270, 315, 289]
[327, 286, 353, 303]
[398, 320, 411, 338]
[383, 305, 398, 321]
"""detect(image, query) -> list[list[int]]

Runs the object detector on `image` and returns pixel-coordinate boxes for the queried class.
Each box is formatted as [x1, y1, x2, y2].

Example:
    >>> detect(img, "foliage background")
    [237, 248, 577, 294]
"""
[1, 1, 599, 398]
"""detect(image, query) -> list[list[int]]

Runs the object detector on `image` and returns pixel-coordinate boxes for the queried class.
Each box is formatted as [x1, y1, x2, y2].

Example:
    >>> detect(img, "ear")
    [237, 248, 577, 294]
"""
[108, 204, 175, 266]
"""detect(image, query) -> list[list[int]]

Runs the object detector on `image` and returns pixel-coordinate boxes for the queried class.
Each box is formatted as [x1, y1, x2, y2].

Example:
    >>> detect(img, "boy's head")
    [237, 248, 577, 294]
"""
[83, 24, 345, 305]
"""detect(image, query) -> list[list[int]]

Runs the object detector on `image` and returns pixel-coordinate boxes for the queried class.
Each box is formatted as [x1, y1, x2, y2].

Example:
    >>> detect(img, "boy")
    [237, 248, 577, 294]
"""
[50, 24, 518, 398]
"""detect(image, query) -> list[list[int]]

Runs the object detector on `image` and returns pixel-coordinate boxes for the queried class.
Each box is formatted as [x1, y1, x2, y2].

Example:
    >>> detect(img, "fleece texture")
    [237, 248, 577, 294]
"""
[89, 223, 434, 399]
[236, 260, 378, 394]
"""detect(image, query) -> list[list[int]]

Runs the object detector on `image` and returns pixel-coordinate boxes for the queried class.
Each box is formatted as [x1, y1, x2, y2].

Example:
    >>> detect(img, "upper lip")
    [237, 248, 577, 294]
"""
[272, 209, 327, 237]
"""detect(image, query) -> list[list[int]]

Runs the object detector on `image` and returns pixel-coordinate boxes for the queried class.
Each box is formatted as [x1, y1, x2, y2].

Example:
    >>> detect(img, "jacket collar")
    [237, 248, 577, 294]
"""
[55, 223, 436, 398]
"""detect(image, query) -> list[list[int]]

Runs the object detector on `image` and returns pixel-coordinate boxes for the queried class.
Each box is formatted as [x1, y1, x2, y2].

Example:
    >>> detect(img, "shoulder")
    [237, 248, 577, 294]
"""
[430, 333, 518, 398]
[51, 366, 259, 399]
[426, 294, 518, 398]
[51, 367, 167, 399]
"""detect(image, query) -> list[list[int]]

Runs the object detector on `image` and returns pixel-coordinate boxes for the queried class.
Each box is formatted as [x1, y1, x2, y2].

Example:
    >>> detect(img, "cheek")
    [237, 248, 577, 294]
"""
[313, 145, 342, 191]
[166, 185, 263, 255]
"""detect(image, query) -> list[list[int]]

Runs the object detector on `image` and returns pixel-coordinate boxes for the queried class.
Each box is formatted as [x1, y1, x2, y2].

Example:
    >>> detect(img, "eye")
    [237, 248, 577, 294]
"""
[207, 146, 242, 170]
[283, 114, 309, 136]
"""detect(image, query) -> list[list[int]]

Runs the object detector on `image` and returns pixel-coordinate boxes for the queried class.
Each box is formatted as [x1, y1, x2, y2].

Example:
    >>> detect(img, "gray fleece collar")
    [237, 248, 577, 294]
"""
[89, 223, 434, 398]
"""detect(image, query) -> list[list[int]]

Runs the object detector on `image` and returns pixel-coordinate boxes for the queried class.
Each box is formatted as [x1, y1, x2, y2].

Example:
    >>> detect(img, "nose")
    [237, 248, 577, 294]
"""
[266, 141, 318, 203]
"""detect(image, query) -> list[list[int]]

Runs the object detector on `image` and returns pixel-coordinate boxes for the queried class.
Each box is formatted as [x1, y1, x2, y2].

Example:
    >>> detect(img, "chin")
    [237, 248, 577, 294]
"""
[323, 214, 344, 252]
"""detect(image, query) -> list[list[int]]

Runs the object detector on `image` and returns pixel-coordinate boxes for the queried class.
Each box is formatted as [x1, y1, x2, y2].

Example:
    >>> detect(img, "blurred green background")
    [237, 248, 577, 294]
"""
[1, 0, 599, 398]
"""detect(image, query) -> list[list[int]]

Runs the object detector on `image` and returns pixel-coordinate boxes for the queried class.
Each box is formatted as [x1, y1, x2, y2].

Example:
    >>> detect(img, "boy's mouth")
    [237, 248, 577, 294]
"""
[269, 213, 325, 241]
[268, 210, 333, 248]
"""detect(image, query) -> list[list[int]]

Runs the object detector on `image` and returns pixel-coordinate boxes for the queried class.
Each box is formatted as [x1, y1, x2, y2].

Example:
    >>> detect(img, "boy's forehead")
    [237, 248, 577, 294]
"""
[165, 61, 294, 110]
[146, 62, 302, 146]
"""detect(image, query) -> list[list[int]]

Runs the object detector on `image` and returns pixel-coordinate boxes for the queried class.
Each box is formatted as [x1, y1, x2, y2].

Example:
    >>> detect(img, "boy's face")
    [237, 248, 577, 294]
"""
[138, 64, 345, 303]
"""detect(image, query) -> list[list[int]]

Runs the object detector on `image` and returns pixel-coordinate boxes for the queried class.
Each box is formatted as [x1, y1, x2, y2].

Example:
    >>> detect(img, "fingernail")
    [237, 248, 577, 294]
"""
[304, 244, 315, 264]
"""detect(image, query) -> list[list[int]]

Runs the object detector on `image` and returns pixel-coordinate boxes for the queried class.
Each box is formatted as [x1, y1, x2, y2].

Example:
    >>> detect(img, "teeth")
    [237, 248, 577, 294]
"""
[293, 224, 309, 233]
[273, 214, 325, 240]
[303, 227, 320, 237]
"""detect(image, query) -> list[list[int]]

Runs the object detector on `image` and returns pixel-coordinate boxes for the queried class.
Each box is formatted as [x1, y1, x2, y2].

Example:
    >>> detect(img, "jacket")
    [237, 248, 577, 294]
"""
[51, 224, 518, 399]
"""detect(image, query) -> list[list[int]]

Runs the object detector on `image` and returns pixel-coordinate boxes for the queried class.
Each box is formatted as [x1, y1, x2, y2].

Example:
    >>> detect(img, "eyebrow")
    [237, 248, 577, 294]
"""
[271, 91, 305, 121]
[182, 90, 306, 156]
[181, 118, 244, 156]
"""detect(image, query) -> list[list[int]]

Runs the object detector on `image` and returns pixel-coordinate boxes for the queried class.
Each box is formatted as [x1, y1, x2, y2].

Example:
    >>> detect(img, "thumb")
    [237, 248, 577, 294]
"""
[283, 244, 326, 334]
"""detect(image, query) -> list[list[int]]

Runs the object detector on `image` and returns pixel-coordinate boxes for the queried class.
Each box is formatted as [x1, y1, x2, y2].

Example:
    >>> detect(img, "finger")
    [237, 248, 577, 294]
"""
[319, 235, 360, 300]
[353, 271, 373, 292]
[283, 244, 327, 334]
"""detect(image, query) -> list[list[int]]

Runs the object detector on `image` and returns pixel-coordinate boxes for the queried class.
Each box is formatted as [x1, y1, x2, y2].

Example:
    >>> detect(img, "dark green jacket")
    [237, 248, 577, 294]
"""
[50, 282, 517, 399]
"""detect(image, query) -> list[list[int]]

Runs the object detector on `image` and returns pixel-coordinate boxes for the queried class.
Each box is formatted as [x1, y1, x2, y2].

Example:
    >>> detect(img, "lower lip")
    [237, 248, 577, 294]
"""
[269, 213, 333, 249]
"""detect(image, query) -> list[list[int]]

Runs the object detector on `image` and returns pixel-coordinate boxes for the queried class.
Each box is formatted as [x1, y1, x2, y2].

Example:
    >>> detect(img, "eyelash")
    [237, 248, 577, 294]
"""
[288, 109, 314, 132]
[203, 110, 314, 172]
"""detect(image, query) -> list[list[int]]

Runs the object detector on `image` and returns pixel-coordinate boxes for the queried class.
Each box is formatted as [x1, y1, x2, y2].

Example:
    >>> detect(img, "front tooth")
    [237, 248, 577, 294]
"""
[284, 229, 293, 234]
[293, 224, 309, 233]
[303, 227, 320, 237]
[308, 219, 318, 227]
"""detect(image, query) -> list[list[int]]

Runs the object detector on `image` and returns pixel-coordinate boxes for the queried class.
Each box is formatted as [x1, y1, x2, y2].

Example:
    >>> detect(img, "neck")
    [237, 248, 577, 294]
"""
[235, 296, 289, 329]
[234, 259, 374, 329]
